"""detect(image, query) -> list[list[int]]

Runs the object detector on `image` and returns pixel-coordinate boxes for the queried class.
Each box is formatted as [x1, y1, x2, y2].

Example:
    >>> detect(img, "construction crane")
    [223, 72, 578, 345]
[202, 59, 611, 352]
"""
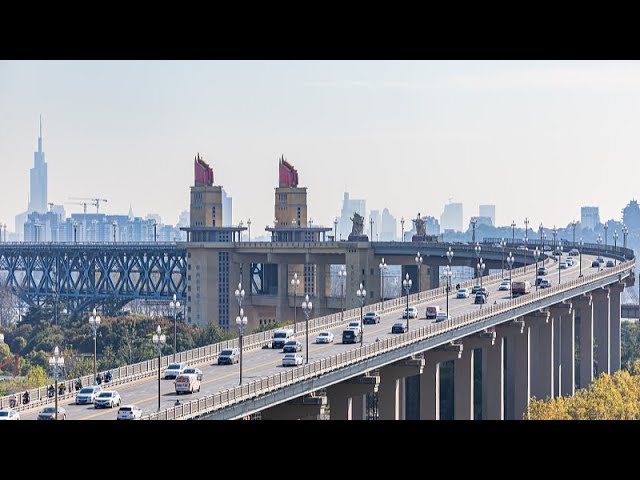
[65, 201, 89, 214]
[70, 197, 108, 214]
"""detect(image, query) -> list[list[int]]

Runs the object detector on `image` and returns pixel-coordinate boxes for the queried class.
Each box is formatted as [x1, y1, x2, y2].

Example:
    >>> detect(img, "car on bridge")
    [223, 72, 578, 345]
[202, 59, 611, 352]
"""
[471, 284, 482, 294]
[117, 405, 143, 420]
[282, 353, 304, 367]
[283, 340, 303, 353]
[37, 406, 66, 420]
[0, 409, 20, 420]
[456, 288, 470, 298]
[391, 322, 408, 334]
[538, 267, 548, 276]
[76, 385, 102, 405]
[425, 305, 440, 320]
[271, 328, 295, 349]
[218, 348, 240, 365]
[164, 362, 186, 379]
[606, 260, 614, 267]
[315, 331, 334, 343]
[553, 249, 563, 256]
[474, 293, 487, 304]
[342, 328, 361, 344]
[182, 367, 203, 381]
[592, 260, 600, 267]
[363, 312, 380, 324]
[569, 248, 579, 256]
[559, 262, 568, 269]
[347, 321, 362, 331]
[498, 281, 510, 291]
[478, 287, 490, 297]
[175, 374, 201, 394]
[402, 306, 418, 319]
[596, 256, 605, 264]
[435, 312, 449, 322]
[94, 390, 122, 409]
[539, 279, 551, 288]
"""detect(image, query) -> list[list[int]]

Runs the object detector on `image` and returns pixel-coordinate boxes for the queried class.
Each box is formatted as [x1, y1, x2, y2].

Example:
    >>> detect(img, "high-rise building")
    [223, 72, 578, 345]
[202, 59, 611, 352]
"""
[479, 205, 495, 226]
[222, 189, 233, 227]
[622, 199, 640, 230]
[274, 155, 307, 228]
[28, 116, 48, 214]
[338, 192, 366, 240]
[380, 208, 397, 241]
[581, 206, 600, 230]
[425, 216, 440, 236]
[440, 202, 463, 232]
[190, 153, 224, 228]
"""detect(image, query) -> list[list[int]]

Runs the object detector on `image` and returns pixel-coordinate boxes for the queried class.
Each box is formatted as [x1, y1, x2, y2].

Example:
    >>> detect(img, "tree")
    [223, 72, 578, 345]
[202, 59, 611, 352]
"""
[25, 365, 49, 389]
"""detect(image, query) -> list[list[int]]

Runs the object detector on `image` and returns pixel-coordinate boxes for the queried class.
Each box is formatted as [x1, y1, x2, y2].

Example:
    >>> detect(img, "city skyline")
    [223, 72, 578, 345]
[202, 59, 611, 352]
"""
[1, 60, 639, 235]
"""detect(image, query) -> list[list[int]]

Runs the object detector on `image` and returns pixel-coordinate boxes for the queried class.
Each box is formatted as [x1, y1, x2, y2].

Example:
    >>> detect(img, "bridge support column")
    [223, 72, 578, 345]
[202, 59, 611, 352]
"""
[482, 332, 504, 420]
[593, 288, 610, 376]
[326, 374, 380, 420]
[503, 319, 530, 420]
[260, 394, 328, 420]
[609, 283, 624, 372]
[352, 395, 366, 420]
[428, 265, 440, 289]
[275, 262, 289, 324]
[421, 345, 462, 420]
[379, 358, 424, 420]
[456, 331, 495, 420]
[528, 310, 553, 400]
[574, 295, 593, 389]
[550, 302, 573, 397]
[315, 261, 328, 317]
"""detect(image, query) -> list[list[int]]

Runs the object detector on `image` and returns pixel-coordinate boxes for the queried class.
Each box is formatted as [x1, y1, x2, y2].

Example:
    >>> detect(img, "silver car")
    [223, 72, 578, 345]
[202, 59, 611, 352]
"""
[94, 390, 122, 409]
[37, 406, 66, 420]
[76, 385, 102, 405]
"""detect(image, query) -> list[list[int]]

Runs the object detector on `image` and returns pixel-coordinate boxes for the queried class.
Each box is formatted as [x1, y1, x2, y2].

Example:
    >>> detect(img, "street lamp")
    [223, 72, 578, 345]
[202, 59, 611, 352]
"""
[511, 220, 516, 244]
[443, 265, 452, 317]
[400, 217, 405, 242]
[247, 218, 251, 241]
[338, 267, 346, 320]
[238, 220, 244, 242]
[402, 273, 412, 330]
[470, 218, 477, 244]
[524, 217, 529, 242]
[552, 226, 557, 250]
[578, 238, 583, 277]
[379, 257, 387, 310]
[89, 308, 101, 380]
[523, 237, 528, 271]
[613, 230, 619, 265]
[557, 245, 563, 284]
[539, 223, 544, 249]
[604, 222, 609, 251]
[500, 238, 507, 277]
[356, 282, 366, 346]
[507, 252, 515, 299]
[533, 247, 540, 290]
[597, 234, 602, 260]
[235, 309, 247, 385]
[571, 220, 577, 246]
[73, 221, 78, 243]
[112, 221, 117, 243]
[334, 217, 338, 241]
[169, 294, 181, 362]
[415, 252, 423, 293]
[477, 258, 485, 288]
[152, 325, 166, 411]
[623, 225, 629, 249]
[48, 346, 64, 420]
[301, 294, 313, 364]
[290, 273, 300, 333]
[474, 243, 481, 279]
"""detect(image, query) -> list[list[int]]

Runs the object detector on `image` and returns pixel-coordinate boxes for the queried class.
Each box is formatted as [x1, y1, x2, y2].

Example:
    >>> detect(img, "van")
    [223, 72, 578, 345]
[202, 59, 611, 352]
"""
[342, 329, 361, 344]
[174, 374, 201, 394]
[271, 328, 295, 349]
[425, 305, 440, 320]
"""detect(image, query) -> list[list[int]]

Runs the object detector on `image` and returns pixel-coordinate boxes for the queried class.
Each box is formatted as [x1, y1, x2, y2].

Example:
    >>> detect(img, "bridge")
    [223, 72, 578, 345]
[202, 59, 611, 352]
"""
[0, 242, 187, 314]
[3, 241, 634, 420]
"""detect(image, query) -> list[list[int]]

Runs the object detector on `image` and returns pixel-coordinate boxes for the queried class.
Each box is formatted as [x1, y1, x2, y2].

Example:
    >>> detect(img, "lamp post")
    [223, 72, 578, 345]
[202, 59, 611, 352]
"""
[415, 252, 423, 293]
[301, 294, 313, 364]
[290, 273, 300, 333]
[169, 294, 181, 362]
[552, 226, 557, 250]
[571, 221, 577, 246]
[48, 346, 64, 420]
[578, 238, 583, 277]
[557, 245, 563, 284]
[523, 237, 528, 271]
[470, 218, 477, 244]
[474, 242, 481, 279]
[247, 218, 251, 242]
[402, 273, 412, 330]
[604, 222, 609, 252]
[511, 220, 516, 244]
[379, 257, 387, 310]
[89, 308, 101, 380]
[524, 217, 529, 242]
[597, 234, 602, 261]
[477, 258, 485, 288]
[153, 222, 157, 243]
[623, 225, 629, 249]
[443, 265, 452, 316]
[356, 282, 366, 346]
[539, 223, 544, 250]
[533, 247, 540, 290]
[238, 220, 244, 242]
[73, 221, 78, 243]
[234, 281, 245, 323]
[235, 309, 247, 385]
[338, 267, 346, 320]
[400, 217, 405, 242]
[152, 325, 166, 411]
[500, 238, 506, 277]
[112, 221, 117, 243]
[369, 217, 374, 240]
[507, 252, 515, 299]
[613, 230, 618, 265]
[334, 217, 338, 241]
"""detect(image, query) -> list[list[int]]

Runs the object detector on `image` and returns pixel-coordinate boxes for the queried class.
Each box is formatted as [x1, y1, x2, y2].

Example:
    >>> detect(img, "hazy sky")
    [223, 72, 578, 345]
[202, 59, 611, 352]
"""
[1, 60, 639, 234]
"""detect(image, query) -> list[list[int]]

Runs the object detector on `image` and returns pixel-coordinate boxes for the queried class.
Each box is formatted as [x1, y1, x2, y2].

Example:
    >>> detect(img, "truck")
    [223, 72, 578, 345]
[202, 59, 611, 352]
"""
[511, 280, 531, 296]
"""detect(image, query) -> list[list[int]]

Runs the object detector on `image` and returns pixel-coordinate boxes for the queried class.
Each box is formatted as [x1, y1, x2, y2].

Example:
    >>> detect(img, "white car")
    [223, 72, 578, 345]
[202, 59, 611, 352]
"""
[435, 312, 449, 322]
[117, 405, 143, 420]
[94, 390, 122, 409]
[498, 282, 510, 291]
[182, 367, 203, 381]
[315, 331, 334, 344]
[282, 353, 304, 367]
[76, 385, 102, 405]
[0, 409, 20, 420]
[559, 262, 568, 269]
[164, 362, 186, 379]
[347, 321, 362, 331]
[402, 306, 418, 319]
[456, 288, 470, 298]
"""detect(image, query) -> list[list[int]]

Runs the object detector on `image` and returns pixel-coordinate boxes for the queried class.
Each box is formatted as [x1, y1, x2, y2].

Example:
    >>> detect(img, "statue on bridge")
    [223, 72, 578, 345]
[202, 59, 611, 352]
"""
[412, 212, 437, 243]
[348, 212, 369, 241]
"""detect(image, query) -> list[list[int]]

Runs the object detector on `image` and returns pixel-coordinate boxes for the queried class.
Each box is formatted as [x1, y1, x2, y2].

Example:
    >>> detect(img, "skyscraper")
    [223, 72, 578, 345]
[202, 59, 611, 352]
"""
[338, 192, 366, 240]
[479, 205, 496, 227]
[28, 116, 48, 213]
[380, 208, 397, 241]
[440, 202, 463, 232]
[581, 206, 600, 230]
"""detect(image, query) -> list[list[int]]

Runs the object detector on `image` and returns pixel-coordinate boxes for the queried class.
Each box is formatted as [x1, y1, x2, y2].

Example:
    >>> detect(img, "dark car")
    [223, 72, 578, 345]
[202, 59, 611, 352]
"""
[474, 293, 487, 304]
[537, 267, 548, 276]
[471, 285, 482, 294]
[591, 260, 600, 268]
[342, 329, 361, 344]
[283, 340, 303, 353]
[391, 322, 408, 334]
[363, 312, 380, 325]
[606, 260, 614, 267]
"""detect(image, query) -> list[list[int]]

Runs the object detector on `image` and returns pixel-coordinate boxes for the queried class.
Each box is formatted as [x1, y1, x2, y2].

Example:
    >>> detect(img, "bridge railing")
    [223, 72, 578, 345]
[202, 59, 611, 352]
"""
[143, 257, 634, 420]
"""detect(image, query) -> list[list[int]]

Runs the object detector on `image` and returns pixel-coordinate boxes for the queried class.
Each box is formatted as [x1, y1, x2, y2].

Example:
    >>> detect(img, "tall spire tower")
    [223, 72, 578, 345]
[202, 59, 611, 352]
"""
[28, 115, 48, 213]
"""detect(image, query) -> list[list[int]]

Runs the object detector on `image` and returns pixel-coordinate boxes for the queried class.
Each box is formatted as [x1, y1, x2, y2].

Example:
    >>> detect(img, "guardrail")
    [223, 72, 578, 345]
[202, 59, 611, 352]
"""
[0, 254, 550, 411]
[143, 257, 634, 420]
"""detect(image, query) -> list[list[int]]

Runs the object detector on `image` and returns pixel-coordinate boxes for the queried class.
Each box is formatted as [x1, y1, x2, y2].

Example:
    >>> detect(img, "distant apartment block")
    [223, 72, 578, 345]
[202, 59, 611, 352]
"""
[440, 202, 463, 232]
[479, 205, 496, 227]
[581, 206, 600, 230]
